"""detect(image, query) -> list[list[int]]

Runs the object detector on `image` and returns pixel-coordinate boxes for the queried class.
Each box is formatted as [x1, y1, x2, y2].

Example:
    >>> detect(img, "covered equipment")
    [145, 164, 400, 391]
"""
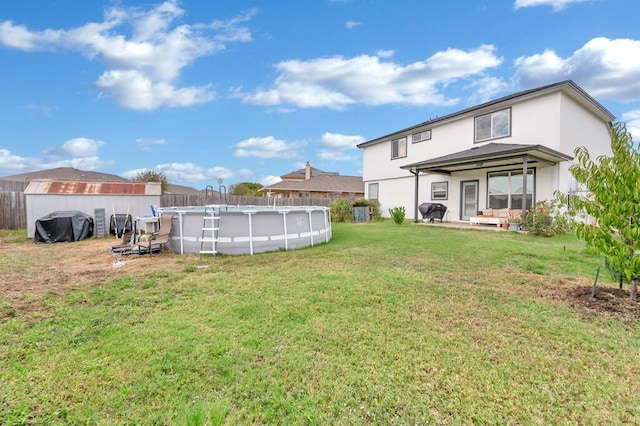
[34, 210, 94, 243]
[418, 203, 448, 222]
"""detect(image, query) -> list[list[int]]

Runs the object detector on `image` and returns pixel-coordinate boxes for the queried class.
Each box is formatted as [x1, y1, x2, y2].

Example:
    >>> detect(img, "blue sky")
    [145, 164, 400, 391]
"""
[1, 0, 639, 188]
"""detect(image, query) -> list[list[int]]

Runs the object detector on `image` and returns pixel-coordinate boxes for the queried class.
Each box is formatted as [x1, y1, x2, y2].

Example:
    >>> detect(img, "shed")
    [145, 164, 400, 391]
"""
[24, 180, 161, 239]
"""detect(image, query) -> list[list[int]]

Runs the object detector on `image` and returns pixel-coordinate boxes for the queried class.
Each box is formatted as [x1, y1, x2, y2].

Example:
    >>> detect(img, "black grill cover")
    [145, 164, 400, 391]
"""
[34, 211, 94, 243]
[418, 203, 448, 221]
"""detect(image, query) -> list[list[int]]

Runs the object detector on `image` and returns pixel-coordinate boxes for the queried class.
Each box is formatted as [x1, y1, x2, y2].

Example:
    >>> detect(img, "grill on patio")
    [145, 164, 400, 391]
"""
[418, 203, 448, 222]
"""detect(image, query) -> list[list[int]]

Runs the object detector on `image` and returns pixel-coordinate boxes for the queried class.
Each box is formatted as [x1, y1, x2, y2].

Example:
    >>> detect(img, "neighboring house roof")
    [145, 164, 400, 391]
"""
[358, 80, 616, 149]
[166, 183, 201, 195]
[1, 167, 129, 182]
[400, 143, 573, 174]
[265, 174, 364, 194]
[1, 167, 201, 194]
[281, 166, 337, 180]
[24, 179, 162, 196]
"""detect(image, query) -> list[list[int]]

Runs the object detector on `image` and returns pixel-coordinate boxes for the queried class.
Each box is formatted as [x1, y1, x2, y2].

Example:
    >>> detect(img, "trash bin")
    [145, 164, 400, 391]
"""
[353, 206, 370, 222]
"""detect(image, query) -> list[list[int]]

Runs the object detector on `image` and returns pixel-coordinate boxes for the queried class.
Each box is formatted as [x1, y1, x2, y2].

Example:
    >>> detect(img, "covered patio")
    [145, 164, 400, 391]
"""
[400, 142, 573, 223]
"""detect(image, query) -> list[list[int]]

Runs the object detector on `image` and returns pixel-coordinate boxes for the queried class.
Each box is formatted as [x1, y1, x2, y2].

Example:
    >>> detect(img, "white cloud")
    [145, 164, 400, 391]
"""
[317, 151, 357, 161]
[233, 136, 306, 159]
[157, 162, 209, 182]
[121, 163, 253, 184]
[240, 45, 502, 109]
[261, 175, 282, 186]
[622, 110, 640, 142]
[205, 166, 236, 180]
[0, 1, 255, 110]
[60, 137, 105, 157]
[321, 132, 364, 149]
[95, 70, 214, 110]
[0, 148, 37, 172]
[43, 137, 107, 161]
[0, 21, 63, 51]
[136, 138, 167, 152]
[514, 0, 592, 11]
[58, 156, 112, 171]
[123, 162, 207, 182]
[376, 50, 394, 59]
[465, 76, 509, 105]
[0, 146, 113, 174]
[240, 81, 356, 110]
[24, 104, 58, 117]
[207, 8, 257, 43]
[345, 21, 362, 30]
[316, 132, 363, 162]
[514, 37, 640, 102]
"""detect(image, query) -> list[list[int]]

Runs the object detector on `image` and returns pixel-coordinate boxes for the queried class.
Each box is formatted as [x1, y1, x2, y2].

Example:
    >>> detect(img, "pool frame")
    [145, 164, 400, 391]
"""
[157, 205, 332, 255]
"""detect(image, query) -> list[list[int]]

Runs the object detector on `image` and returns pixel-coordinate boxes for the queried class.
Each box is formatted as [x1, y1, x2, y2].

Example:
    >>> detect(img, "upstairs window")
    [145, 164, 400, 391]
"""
[391, 137, 407, 159]
[475, 108, 511, 142]
[412, 130, 431, 143]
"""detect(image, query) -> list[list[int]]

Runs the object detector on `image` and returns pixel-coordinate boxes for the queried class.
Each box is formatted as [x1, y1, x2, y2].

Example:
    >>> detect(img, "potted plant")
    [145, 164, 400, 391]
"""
[508, 215, 522, 231]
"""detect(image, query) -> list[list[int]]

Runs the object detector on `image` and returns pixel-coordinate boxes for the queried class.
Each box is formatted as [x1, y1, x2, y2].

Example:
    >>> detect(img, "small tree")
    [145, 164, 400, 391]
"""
[229, 182, 264, 196]
[565, 122, 640, 302]
[133, 170, 169, 194]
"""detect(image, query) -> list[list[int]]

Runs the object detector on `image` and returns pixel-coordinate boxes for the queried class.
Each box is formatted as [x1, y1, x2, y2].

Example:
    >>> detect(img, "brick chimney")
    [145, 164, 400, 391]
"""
[305, 161, 311, 180]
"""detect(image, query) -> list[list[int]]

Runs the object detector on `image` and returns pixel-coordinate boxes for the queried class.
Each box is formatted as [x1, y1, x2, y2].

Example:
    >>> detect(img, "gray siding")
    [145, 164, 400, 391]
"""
[26, 194, 160, 238]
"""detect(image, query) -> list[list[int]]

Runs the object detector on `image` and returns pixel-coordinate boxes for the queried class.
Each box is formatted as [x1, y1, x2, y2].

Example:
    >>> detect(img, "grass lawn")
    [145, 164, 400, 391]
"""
[1, 221, 639, 424]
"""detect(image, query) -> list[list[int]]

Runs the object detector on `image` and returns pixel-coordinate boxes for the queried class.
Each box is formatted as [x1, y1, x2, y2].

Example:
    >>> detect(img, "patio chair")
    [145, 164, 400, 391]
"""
[134, 214, 174, 257]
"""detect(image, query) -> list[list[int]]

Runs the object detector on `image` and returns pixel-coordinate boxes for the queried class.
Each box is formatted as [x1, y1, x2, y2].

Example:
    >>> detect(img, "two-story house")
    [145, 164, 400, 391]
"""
[357, 80, 615, 223]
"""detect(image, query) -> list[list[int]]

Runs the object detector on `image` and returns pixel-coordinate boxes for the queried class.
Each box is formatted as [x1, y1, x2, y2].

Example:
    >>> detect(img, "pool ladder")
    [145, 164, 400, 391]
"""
[199, 206, 220, 256]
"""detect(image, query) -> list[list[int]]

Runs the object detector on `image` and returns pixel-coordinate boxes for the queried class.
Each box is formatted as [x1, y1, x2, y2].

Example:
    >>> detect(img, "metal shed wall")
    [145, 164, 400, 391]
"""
[25, 181, 161, 238]
[26, 194, 160, 238]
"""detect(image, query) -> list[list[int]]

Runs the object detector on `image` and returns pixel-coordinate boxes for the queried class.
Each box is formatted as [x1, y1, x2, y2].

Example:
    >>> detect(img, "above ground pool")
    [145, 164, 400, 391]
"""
[157, 205, 332, 255]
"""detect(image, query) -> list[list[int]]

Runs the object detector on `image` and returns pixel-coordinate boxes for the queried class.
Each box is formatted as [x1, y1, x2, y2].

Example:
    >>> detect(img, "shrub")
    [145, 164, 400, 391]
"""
[363, 199, 382, 222]
[521, 200, 573, 237]
[330, 198, 382, 223]
[388, 206, 406, 225]
[329, 199, 353, 222]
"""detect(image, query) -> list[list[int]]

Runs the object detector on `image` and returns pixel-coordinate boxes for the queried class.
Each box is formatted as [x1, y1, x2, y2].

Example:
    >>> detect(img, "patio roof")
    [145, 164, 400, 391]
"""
[400, 143, 573, 174]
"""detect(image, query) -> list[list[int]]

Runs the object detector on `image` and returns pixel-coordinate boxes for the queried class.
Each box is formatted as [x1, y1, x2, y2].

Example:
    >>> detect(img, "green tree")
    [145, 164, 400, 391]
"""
[133, 170, 169, 194]
[229, 182, 264, 196]
[565, 122, 640, 302]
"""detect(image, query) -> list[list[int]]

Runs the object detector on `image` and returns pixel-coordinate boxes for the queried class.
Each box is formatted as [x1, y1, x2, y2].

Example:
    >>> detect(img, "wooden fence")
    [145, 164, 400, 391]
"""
[0, 192, 334, 230]
[160, 194, 332, 208]
[0, 180, 29, 192]
[0, 192, 27, 230]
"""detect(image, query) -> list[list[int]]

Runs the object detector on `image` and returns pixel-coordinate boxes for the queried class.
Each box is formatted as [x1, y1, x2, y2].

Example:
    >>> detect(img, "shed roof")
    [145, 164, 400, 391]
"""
[24, 179, 162, 196]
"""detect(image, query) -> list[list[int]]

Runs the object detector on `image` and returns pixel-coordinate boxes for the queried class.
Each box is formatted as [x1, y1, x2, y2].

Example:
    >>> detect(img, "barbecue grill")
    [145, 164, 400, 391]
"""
[418, 203, 448, 222]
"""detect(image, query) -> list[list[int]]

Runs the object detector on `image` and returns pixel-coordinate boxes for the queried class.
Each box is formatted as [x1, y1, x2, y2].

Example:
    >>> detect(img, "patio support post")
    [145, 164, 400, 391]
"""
[522, 155, 528, 217]
[412, 169, 420, 223]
